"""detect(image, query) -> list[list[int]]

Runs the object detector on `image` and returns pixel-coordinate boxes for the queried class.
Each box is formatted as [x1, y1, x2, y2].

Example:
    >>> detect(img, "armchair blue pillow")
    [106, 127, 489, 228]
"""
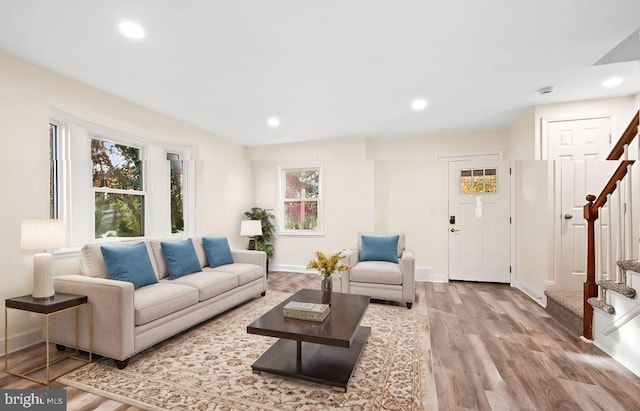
[161, 239, 202, 280]
[101, 242, 159, 289]
[202, 237, 234, 268]
[360, 235, 399, 263]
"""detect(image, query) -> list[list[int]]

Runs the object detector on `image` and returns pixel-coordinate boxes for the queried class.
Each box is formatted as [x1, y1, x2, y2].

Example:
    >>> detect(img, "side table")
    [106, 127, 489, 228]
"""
[4, 293, 92, 385]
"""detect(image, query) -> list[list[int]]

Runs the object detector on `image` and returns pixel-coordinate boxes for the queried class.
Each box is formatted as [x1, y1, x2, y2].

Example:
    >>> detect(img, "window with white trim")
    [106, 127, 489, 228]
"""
[92, 138, 144, 238]
[50, 109, 193, 246]
[167, 152, 184, 234]
[49, 122, 59, 219]
[280, 166, 321, 233]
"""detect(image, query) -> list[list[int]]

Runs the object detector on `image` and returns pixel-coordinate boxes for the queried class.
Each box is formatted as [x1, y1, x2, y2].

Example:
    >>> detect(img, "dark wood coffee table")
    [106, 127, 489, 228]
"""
[247, 289, 370, 392]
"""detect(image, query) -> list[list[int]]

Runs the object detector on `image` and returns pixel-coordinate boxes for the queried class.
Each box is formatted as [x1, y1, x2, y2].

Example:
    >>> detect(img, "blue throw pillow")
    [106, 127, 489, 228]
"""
[161, 239, 203, 280]
[360, 235, 399, 263]
[101, 242, 158, 289]
[202, 237, 234, 268]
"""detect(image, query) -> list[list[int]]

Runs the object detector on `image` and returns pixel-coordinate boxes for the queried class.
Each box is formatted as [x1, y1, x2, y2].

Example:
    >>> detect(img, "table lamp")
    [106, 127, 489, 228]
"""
[20, 219, 66, 300]
[240, 220, 262, 250]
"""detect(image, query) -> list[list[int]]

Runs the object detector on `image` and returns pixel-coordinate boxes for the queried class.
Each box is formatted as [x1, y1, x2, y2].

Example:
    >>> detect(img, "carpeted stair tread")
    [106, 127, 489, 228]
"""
[544, 290, 583, 336]
[545, 290, 583, 317]
[597, 280, 636, 299]
[617, 259, 640, 274]
[587, 297, 615, 315]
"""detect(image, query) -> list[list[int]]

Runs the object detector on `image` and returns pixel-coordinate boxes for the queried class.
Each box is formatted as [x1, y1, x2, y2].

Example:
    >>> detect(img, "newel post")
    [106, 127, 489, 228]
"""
[583, 194, 598, 340]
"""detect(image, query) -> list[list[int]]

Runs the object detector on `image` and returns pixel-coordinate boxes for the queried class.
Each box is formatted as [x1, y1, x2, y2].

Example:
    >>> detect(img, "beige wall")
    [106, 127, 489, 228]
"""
[508, 107, 536, 160]
[0, 52, 252, 352]
[247, 129, 511, 281]
[513, 161, 552, 300]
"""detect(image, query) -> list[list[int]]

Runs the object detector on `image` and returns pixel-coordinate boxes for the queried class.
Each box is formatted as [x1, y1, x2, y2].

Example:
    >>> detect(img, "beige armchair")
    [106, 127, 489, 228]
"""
[340, 233, 415, 309]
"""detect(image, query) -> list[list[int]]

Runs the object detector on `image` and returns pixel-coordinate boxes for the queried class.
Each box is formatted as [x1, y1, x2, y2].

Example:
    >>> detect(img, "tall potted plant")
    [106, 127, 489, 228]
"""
[244, 207, 275, 269]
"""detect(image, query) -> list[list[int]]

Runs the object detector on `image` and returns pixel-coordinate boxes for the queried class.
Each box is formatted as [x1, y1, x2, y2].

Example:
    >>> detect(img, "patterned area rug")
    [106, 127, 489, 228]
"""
[59, 291, 430, 410]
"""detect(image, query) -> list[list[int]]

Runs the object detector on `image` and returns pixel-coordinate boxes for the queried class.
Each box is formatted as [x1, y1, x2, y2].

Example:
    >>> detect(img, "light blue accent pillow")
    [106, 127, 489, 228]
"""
[161, 239, 202, 280]
[100, 242, 158, 289]
[202, 237, 234, 268]
[360, 235, 399, 263]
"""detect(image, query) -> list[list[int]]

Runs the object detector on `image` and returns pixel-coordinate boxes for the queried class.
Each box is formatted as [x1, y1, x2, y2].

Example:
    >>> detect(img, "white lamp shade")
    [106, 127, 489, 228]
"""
[240, 220, 262, 237]
[21, 219, 66, 250]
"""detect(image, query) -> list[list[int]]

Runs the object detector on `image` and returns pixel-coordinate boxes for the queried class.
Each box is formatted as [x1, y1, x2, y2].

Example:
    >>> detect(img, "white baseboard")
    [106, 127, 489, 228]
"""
[0, 328, 43, 356]
[512, 279, 546, 307]
[416, 266, 431, 282]
[270, 264, 315, 274]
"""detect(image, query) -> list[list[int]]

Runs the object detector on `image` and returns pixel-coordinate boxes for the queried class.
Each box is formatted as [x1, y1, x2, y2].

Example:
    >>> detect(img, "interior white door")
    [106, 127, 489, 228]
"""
[448, 159, 510, 283]
[559, 159, 616, 290]
[547, 116, 613, 291]
[547, 117, 611, 161]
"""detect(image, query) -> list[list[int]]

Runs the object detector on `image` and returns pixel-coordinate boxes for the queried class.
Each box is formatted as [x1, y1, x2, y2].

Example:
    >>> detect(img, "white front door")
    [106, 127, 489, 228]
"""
[546, 116, 613, 290]
[448, 159, 510, 283]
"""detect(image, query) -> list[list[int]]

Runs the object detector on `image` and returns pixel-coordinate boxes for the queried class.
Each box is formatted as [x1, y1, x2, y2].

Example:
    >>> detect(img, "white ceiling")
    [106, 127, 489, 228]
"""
[0, 1, 639, 147]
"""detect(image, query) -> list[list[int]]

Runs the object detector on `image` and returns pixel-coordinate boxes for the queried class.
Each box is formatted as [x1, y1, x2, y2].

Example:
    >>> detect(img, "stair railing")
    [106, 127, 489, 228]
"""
[583, 110, 638, 340]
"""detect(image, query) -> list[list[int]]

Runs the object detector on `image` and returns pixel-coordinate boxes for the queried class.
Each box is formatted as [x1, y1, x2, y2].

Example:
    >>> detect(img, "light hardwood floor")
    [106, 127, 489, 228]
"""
[2, 273, 640, 410]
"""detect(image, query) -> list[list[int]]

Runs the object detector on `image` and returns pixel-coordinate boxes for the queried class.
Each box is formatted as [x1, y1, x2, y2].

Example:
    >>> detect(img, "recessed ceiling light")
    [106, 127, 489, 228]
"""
[602, 77, 623, 88]
[411, 98, 428, 111]
[119, 21, 145, 40]
[267, 117, 281, 128]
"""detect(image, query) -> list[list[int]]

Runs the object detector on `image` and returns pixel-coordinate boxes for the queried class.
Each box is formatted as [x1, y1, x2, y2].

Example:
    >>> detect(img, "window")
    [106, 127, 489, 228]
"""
[281, 166, 321, 232]
[51, 109, 194, 246]
[460, 168, 497, 193]
[92, 138, 145, 238]
[49, 122, 59, 218]
[167, 152, 184, 234]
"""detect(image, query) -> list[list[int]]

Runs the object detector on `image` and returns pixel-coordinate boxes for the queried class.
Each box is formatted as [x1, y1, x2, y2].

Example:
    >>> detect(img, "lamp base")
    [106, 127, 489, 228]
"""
[32, 253, 55, 300]
[248, 238, 257, 250]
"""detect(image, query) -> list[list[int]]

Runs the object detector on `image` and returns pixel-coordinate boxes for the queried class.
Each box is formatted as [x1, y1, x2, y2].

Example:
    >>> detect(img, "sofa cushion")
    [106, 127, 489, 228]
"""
[101, 242, 159, 289]
[210, 263, 263, 286]
[168, 271, 239, 301]
[350, 261, 403, 285]
[81, 240, 159, 279]
[202, 237, 234, 267]
[360, 235, 399, 263]
[161, 239, 202, 279]
[134, 282, 199, 325]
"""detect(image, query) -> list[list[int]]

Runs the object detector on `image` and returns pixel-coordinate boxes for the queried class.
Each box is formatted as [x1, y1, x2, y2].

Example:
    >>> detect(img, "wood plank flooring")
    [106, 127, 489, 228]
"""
[2, 273, 640, 410]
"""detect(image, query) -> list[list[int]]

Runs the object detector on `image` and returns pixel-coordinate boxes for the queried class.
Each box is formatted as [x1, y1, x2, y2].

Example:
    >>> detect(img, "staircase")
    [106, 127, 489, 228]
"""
[591, 263, 640, 376]
[544, 110, 639, 377]
[582, 110, 640, 378]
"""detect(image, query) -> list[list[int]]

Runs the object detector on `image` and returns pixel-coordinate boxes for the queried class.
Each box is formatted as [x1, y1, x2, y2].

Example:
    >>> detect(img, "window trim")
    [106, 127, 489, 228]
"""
[278, 163, 324, 236]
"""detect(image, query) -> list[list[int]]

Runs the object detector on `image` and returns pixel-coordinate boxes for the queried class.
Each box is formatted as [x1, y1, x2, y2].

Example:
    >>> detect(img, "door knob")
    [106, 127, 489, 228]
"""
[564, 214, 573, 220]
[450, 228, 460, 232]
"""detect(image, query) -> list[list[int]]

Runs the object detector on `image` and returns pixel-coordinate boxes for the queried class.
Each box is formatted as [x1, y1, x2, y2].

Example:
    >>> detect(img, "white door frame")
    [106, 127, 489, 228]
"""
[440, 152, 515, 284]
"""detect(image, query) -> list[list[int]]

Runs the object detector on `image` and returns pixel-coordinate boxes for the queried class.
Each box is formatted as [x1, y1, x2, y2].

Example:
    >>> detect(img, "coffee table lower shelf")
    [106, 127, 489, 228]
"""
[251, 325, 371, 393]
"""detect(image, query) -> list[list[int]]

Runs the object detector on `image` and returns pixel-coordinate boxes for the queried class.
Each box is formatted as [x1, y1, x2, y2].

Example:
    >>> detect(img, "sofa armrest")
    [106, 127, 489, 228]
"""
[231, 250, 267, 273]
[400, 249, 415, 303]
[49, 275, 135, 361]
[340, 249, 359, 293]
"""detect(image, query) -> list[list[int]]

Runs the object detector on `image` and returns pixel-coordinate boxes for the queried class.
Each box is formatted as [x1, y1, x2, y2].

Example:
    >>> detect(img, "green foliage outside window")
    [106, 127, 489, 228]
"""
[167, 153, 184, 234]
[92, 139, 144, 238]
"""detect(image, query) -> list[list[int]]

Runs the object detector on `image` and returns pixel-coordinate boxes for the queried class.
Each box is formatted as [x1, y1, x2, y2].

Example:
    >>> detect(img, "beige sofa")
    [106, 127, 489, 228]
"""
[340, 233, 415, 309]
[49, 237, 266, 369]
